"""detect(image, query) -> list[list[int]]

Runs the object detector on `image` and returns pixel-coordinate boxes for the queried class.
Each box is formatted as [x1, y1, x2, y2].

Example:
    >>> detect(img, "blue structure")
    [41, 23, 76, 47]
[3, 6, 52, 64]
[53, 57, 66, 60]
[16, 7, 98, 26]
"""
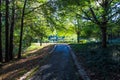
[48, 35, 65, 42]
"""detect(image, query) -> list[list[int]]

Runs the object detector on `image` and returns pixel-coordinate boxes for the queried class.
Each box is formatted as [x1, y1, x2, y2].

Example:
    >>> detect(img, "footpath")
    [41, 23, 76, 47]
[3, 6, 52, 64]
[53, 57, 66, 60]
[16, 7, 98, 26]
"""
[30, 44, 80, 80]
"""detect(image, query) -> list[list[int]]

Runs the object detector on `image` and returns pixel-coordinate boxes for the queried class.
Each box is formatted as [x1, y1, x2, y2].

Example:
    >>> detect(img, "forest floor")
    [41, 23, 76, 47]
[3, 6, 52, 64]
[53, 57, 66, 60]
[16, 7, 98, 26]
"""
[70, 43, 120, 80]
[30, 44, 80, 80]
[0, 44, 54, 80]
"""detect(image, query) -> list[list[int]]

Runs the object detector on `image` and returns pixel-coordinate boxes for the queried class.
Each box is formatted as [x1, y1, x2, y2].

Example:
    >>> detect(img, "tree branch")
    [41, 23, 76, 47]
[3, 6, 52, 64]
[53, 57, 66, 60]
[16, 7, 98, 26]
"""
[81, 8, 96, 23]
[24, 2, 49, 15]
[89, 7, 100, 24]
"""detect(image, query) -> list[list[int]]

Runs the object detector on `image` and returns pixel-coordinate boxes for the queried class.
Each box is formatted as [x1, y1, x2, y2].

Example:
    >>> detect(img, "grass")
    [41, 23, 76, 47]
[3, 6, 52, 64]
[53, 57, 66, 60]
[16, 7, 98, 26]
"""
[70, 42, 120, 80]
[0, 43, 54, 80]
[23, 43, 45, 54]
[25, 43, 42, 51]
[22, 43, 51, 58]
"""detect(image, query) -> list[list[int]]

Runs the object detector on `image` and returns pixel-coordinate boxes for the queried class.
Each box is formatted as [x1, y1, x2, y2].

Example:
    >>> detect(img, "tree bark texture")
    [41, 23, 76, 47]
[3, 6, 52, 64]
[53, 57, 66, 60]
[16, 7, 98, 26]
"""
[77, 31, 80, 43]
[18, 0, 27, 59]
[9, 0, 15, 60]
[5, 0, 10, 62]
[100, 25, 107, 48]
[0, 0, 3, 62]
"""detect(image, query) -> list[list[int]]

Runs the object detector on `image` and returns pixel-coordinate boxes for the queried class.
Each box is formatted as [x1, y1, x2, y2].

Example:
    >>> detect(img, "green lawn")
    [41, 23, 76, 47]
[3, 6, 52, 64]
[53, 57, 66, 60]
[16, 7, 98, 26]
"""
[23, 43, 51, 57]
[25, 43, 44, 51]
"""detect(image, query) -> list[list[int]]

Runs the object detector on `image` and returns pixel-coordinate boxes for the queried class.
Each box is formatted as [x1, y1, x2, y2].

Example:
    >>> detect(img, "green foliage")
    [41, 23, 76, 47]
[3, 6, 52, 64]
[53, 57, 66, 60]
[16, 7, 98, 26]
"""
[0, 0, 119, 61]
[70, 43, 120, 79]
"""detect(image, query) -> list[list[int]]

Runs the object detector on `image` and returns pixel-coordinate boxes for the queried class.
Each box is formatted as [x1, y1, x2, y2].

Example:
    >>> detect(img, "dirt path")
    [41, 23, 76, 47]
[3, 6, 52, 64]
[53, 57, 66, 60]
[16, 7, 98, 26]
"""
[30, 44, 80, 80]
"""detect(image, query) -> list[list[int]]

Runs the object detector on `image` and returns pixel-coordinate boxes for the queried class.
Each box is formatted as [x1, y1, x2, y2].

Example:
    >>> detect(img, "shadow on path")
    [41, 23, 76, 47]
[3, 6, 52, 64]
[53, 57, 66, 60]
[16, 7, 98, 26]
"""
[31, 44, 79, 80]
[0, 45, 54, 80]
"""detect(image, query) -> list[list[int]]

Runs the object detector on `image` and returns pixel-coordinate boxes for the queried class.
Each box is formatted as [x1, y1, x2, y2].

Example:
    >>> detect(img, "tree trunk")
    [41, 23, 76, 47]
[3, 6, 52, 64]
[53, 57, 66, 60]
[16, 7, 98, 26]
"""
[18, 0, 27, 59]
[40, 37, 43, 46]
[5, 0, 10, 62]
[101, 26, 107, 48]
[9, 0, 15, 60]
[77, 31, 80, 43]
[0, 0, 3, 62]
[40, 41, 42, 46]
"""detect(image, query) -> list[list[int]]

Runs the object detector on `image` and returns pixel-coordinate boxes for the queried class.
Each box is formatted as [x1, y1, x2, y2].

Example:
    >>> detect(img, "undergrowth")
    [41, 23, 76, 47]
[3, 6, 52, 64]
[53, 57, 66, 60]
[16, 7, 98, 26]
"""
[70, 43, 120, 80]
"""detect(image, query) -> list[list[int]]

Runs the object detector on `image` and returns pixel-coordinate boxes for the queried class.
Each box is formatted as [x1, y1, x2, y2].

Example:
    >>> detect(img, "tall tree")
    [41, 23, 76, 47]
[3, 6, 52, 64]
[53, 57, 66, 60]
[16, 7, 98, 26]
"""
[75, 15, 82, 43]
[9, 0, 15, 60]
[81, 0, 119, 48]
[18, 0, 27, 59]
[52, 0, 119, 48]
[0, 0, 3, 62]
[5, 0, 10, 62]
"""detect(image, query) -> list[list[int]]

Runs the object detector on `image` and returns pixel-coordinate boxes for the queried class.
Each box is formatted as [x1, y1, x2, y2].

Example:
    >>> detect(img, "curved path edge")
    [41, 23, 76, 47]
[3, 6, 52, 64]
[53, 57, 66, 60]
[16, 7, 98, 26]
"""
[19, 44, 57, 80]
[67, 45, 91, 80]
